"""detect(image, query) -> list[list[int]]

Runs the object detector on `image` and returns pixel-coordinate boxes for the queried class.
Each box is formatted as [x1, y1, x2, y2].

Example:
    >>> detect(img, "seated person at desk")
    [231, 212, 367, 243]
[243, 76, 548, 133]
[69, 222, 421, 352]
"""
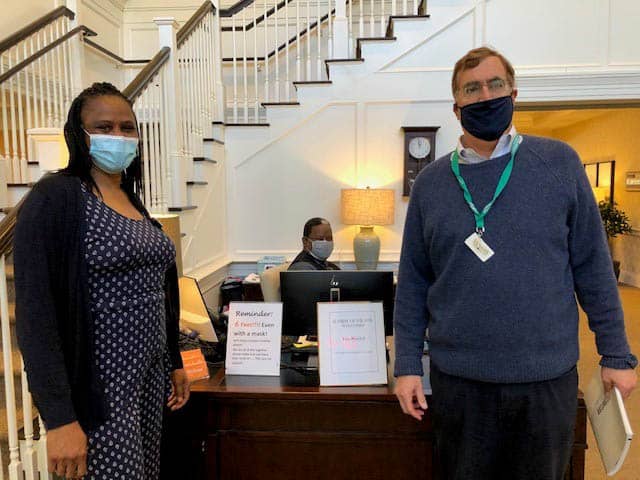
[289, 217, 340, 271]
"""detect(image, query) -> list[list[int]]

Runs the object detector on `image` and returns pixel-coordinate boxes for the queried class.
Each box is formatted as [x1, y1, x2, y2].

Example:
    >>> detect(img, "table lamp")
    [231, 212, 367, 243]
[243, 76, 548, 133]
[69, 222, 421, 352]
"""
[341, 187, 395, 270]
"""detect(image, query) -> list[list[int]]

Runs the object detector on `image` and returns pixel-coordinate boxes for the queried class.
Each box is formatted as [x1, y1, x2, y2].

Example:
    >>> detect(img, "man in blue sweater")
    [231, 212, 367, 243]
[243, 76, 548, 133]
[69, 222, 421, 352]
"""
[393, 47, 637, 479]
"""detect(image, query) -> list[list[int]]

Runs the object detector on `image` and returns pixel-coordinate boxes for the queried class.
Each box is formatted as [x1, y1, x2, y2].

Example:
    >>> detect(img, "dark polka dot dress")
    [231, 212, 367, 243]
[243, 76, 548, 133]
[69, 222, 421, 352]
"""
[81, 184, 176, 479]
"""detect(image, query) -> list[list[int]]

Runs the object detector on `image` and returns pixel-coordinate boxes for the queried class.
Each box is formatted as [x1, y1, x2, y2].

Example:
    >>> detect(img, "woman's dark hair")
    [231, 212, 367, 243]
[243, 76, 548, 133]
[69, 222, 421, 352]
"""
[62, 82, 143, 197]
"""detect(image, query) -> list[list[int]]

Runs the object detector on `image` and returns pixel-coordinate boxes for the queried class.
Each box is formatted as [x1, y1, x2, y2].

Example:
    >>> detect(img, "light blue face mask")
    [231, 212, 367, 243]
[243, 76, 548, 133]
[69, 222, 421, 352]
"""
[84, 130, 139, 174]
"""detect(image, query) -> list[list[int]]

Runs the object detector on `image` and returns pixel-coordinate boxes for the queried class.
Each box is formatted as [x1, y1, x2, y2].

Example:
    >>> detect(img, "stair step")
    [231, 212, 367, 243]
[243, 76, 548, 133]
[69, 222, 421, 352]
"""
[324, 58, 364, 77]
[202, 137, 225, 145]
[193, 157, 217, 164]
[356, 36, 397, 58]
[225, 123, 270, 127]
[186, 181, 208, 186]
[261, 102, 300, 107]
[168, 205, 198, 212]
[386, 14, 430, 37]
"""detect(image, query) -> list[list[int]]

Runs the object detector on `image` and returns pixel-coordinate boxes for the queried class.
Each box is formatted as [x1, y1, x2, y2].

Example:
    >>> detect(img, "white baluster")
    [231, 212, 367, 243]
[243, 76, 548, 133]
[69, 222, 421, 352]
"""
[148, 85, 159, 210]
[296, 0, 301, 81]
[328, 0, 333, 59]
[242, 7, 249, 121]
[44, 27, 54, 127]
[253, 1, 259, 122]
[8, 56, 20, 182]
[316, 0, 321, 79]
[48, 26, 59, 127]
[36, 32, 46, 127]
[403, 0, 407, 16]
[232, 15, 238, 122]
[285, 0, 290, 99]
[29, 37, 39, 136]
[392, 0, 396, 16]
[274, 0, 280, 101]
[21, 358, 37, 480]
[212, 11, 225, 122]
[348, 0, 353, 55]
[37, 416, 48, 478]
[370, 0, 375, 36]
[306, 0, 311, 80]
[333, 0, 349, 58]
[1, 60, 11, 182]
[56, 20, 65, 126]
[359, 0, 364, 40]
[135, 100, 150, 208]
[159, 67, 170, 212]
[0, 256, 24, 479]
[195, 27, 205, 155]
[62, 23, 73, 113]
[188, 37, 198, 160]
[380, 0, 385, 36]
[16, 44, 28, 182]
[262, 1, 269, 103]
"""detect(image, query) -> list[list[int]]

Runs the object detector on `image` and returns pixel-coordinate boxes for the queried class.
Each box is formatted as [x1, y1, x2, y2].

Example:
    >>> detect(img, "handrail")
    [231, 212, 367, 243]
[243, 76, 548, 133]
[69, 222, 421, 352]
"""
[0, 25, 97, 86]
[220, 0, 255, 17]
[177, 1, 216, 47]
[222, 7, 334, 62]
[0, 195, 27, 257]
[221, 0, 293, 32]
[84, 38, 149, 64]
[122, 47, 171, 103]
[0, 6, 75, 55]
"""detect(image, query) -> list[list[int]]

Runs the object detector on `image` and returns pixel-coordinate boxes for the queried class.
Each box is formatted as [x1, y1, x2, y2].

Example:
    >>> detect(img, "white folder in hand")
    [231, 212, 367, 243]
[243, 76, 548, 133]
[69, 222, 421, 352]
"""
[584, 368, 633, 476]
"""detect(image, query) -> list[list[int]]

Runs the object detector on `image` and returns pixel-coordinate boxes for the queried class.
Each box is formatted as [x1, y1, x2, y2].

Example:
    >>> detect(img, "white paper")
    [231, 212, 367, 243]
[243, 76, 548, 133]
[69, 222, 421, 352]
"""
[317, 302, 387, 386]
[225, 302, 282, 376]
[584, 368, 633, 476]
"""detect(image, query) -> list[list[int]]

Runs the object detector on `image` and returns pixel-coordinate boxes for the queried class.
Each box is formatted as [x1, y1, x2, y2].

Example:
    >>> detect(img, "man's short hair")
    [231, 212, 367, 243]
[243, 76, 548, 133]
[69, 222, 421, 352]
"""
[303, 217, 329, 238]
[451, 47, 515, 97]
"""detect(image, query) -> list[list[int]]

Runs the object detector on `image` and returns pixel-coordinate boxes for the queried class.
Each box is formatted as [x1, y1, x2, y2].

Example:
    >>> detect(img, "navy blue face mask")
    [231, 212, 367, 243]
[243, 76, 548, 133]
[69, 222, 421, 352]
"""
[458, 95, 514, 141]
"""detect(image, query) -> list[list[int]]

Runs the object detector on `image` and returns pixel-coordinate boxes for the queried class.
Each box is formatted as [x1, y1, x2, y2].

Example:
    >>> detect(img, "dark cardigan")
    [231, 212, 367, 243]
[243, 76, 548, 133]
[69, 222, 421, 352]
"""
[14, 173, 183, 431]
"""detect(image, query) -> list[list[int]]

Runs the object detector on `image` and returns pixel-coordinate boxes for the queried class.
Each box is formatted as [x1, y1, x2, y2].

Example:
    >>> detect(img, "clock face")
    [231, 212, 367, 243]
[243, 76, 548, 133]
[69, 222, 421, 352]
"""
[408, 136, 430, 159]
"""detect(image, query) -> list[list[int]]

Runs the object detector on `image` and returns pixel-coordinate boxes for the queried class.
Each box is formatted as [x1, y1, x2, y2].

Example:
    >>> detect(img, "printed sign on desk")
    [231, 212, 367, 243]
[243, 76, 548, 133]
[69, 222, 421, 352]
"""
[317, 302, 387, 386]
[225, 302, 282, 376]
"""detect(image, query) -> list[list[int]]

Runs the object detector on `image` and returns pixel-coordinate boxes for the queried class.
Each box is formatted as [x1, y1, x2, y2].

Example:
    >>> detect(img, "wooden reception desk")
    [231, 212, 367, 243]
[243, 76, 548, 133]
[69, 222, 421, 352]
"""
[164, 356, 586, 480]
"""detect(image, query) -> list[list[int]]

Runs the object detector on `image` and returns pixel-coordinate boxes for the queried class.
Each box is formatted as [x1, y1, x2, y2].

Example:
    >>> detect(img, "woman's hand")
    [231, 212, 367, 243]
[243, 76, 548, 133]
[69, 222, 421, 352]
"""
[167, 368, 190, 410]
[47, 421, 87, 478]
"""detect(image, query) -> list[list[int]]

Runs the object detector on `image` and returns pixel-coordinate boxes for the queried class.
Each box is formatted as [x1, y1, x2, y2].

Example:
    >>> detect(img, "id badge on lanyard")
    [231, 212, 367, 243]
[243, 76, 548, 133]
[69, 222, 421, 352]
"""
[450, 135, 522, 262]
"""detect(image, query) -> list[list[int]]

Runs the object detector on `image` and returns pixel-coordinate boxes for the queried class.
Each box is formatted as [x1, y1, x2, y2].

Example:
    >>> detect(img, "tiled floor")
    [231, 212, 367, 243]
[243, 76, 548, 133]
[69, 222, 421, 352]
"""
[578, 284, 640, 480]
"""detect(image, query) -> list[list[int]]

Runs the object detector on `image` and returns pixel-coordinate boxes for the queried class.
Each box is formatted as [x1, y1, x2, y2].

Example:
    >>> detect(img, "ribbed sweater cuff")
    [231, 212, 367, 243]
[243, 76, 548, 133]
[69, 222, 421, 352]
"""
[600, 353, 638, 370]
[394, 355, 424, 377]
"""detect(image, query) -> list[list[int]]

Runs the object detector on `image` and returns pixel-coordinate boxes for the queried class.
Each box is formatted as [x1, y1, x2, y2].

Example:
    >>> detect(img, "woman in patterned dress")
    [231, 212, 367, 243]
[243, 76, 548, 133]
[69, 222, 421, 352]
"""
[14, 82, 190, 479]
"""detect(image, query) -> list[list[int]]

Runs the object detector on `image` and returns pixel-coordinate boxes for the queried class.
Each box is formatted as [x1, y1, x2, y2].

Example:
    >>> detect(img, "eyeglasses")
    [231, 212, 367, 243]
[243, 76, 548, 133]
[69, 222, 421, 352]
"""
[458, 77, 510, 100]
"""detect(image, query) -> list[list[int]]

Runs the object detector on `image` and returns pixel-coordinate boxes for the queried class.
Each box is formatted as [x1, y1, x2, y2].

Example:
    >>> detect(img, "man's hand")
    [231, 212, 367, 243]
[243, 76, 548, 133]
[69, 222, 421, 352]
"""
[167, 368, 191, 411]
[47, 421, 87, 479]
[394, 375, 428, 421]
[601, 367, 637, 399]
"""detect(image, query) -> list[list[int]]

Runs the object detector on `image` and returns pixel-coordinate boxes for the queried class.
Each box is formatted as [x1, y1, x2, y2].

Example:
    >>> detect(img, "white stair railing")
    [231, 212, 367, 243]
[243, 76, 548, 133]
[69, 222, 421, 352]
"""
[0, 8, 91, 185]
[218, 0, 424, 123]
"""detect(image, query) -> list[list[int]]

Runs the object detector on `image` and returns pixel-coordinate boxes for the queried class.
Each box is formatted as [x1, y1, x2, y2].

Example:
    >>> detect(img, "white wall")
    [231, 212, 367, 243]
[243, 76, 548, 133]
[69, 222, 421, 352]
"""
[223, 0, 640, 268]
[0, 0, 57, 40]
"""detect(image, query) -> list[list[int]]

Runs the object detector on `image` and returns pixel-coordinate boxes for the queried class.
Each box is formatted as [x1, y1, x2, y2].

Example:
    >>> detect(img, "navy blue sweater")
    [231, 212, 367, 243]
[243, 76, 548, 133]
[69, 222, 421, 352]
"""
[394, 135, 637, 383]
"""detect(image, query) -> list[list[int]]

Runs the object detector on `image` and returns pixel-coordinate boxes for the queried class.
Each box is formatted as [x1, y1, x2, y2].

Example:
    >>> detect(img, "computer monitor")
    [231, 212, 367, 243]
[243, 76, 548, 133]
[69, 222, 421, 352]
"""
[280, 270, 394, 337]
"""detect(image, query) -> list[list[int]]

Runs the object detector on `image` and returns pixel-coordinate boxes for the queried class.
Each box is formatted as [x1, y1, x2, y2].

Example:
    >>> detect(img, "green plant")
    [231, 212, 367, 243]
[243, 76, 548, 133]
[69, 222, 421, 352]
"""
[598, 200, 632, 238]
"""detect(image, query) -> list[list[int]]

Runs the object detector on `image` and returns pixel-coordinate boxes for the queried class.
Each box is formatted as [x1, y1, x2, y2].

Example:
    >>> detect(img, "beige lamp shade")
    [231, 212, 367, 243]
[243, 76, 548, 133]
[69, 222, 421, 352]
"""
[341, 188, 395, 226]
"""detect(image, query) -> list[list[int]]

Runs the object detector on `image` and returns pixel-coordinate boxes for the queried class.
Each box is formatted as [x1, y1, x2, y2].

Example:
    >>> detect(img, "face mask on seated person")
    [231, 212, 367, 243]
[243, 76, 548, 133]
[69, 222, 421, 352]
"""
[458, 95, 514, 141]
[309, 240, 334, 261]
[84, 130, 138, 174]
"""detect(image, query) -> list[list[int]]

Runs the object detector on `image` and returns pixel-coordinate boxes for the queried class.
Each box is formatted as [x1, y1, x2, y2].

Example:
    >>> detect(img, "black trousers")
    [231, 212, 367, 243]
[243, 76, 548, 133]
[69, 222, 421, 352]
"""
[429, 364, 578, 480]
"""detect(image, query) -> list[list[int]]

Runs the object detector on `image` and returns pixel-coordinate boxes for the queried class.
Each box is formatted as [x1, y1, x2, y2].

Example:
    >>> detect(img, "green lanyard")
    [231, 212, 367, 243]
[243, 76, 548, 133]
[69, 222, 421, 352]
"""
[450, 135, 522, 235]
